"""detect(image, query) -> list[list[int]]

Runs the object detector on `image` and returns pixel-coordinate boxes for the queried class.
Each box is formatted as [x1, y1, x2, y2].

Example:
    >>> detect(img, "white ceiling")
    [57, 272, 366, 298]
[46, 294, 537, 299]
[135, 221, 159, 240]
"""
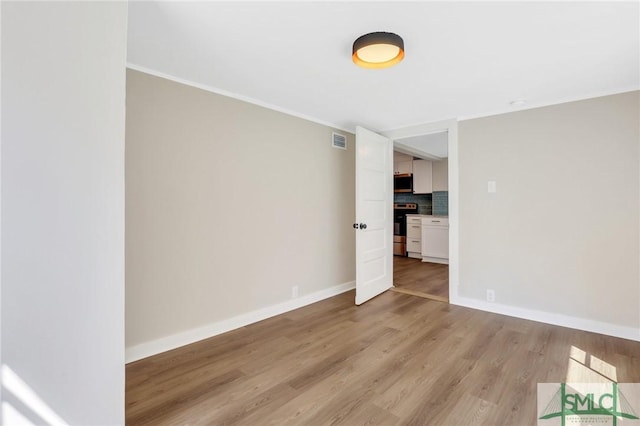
[396, 132, 449, 159]
[127, 1, 639, 133]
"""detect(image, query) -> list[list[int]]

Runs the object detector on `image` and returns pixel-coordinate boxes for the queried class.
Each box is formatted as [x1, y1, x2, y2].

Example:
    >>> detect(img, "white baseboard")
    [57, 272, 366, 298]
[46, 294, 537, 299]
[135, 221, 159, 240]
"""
[125, 281, 356, 363]
[450, 295, 640, 342]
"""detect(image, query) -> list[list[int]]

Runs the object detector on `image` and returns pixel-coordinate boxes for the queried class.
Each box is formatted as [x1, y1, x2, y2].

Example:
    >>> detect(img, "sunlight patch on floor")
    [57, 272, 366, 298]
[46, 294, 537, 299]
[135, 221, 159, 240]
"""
[566, 345, 617, 383]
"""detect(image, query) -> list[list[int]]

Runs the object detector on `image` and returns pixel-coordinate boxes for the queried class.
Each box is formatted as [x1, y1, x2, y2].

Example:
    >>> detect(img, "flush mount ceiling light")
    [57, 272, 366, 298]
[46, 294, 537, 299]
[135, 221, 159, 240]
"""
[352, 32, 404, 69]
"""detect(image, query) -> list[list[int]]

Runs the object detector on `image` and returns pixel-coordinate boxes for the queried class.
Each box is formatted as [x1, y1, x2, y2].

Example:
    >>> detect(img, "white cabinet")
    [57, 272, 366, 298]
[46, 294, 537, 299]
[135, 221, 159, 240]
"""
[396, 161, 413, 175]
[406, 216, 422, 259]
[432, 160, 448, 191]
[421, 217, 449, 264]
[394, 152, 413, 175]
[394, 157, 447, 193]
[412, 159, 432, 194]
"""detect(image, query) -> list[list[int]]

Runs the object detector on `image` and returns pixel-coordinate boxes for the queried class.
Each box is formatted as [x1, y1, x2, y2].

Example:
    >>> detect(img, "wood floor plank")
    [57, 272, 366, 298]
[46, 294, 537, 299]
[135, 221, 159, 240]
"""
[390, 286, 449, 303]
[126, 290, 640, 425]
[393, 256, 449, 299]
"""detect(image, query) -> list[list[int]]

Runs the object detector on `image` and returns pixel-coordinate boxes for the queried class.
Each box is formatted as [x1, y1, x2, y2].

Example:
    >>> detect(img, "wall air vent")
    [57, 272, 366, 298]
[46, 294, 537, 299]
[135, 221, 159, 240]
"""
[332, 132, 347, 150]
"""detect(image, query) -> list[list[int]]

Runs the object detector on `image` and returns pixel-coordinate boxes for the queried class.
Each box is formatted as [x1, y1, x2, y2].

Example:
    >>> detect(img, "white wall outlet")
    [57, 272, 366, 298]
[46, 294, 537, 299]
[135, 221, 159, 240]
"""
[488, 180, 497, 193]
[292, 286, 299, 299]
[486, 289, 495, 303]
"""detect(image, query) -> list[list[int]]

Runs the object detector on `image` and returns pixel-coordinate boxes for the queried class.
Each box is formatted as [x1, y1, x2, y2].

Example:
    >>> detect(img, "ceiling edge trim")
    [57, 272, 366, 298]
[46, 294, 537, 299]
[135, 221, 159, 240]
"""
[126, 63, 354, 134]
[457, 85, 640, 122]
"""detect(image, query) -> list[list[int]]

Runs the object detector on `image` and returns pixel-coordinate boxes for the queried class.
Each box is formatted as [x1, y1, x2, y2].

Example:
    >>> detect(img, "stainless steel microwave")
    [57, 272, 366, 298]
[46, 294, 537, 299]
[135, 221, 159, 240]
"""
[394, 174, 413, 193]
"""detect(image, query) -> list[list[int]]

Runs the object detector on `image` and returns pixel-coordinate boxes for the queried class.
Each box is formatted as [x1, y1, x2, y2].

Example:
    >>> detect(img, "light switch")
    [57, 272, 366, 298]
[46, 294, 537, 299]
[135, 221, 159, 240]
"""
[488, 180, 497, 193]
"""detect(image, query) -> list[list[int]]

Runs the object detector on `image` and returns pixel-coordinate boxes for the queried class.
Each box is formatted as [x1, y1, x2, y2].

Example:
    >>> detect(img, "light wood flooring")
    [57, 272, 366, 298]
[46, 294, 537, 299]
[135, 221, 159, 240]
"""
[126, 290, 640, 425]
[393, 256, 449, 301]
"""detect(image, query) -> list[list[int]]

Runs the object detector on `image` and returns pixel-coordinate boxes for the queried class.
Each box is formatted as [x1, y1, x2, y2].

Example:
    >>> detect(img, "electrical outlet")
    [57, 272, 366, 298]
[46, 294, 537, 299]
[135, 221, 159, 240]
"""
[292, 286, 299, 299]
[488, 180, 497, 193]
[486, 289, 495, 303]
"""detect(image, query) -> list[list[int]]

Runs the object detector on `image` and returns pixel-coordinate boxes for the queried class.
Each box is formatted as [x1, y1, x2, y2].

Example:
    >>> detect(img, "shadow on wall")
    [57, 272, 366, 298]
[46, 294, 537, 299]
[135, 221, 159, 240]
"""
[1, 364, 68, 425]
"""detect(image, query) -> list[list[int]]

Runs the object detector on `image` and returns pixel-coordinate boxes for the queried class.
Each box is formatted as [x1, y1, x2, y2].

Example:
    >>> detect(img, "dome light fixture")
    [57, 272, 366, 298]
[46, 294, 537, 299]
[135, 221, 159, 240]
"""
[352, 32, 404, 69]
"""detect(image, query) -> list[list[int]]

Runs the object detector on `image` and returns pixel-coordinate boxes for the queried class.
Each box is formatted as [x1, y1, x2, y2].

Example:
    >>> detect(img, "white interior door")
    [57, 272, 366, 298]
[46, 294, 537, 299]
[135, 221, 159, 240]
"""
[355, 126, 393, 305]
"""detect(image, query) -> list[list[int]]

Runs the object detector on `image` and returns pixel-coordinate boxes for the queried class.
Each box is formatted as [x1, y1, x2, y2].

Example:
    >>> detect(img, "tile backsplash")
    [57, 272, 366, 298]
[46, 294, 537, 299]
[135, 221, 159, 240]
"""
[394, 191, 448, 216]
[433, 191, 449, 216]
[394, 193, 432, 215]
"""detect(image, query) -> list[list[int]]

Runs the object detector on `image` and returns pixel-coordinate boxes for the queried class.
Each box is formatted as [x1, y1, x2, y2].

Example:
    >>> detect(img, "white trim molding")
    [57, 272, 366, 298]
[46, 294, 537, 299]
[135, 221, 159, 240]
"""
[125, 281, 356, 363]
[457, 86, 640, 122]
[451, 296, 640, 343]
[126, 63, 353, 134]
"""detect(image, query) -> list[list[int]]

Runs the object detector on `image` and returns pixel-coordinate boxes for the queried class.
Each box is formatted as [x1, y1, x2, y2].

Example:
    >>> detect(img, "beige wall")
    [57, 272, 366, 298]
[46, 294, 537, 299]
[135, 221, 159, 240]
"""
[458, 91, 640, 329]
[125, 70, 355, 349]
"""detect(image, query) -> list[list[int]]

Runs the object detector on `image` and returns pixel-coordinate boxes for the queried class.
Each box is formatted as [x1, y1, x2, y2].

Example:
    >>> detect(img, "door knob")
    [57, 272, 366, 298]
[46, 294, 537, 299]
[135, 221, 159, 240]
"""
[353, 223, 359, 229]
[359, 223, 367, 230]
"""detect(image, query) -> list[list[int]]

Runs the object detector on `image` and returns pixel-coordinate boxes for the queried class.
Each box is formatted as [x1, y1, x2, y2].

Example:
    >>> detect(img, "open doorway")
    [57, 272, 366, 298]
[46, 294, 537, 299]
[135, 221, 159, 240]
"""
[391, 130, 450, 302]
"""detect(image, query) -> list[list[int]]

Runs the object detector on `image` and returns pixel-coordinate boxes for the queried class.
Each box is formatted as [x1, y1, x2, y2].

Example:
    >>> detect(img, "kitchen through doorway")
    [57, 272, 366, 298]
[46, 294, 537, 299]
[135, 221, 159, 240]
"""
[391, 130, 450, 302]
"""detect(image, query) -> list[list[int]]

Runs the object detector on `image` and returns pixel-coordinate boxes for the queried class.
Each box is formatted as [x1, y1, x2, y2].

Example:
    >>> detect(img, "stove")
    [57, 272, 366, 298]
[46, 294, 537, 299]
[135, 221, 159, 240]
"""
[393, 203, 418, 256]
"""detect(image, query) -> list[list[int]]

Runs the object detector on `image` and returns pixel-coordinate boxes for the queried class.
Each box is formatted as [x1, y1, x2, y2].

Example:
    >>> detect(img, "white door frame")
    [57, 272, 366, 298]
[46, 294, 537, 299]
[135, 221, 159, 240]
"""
[381, 119, 459, 305]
